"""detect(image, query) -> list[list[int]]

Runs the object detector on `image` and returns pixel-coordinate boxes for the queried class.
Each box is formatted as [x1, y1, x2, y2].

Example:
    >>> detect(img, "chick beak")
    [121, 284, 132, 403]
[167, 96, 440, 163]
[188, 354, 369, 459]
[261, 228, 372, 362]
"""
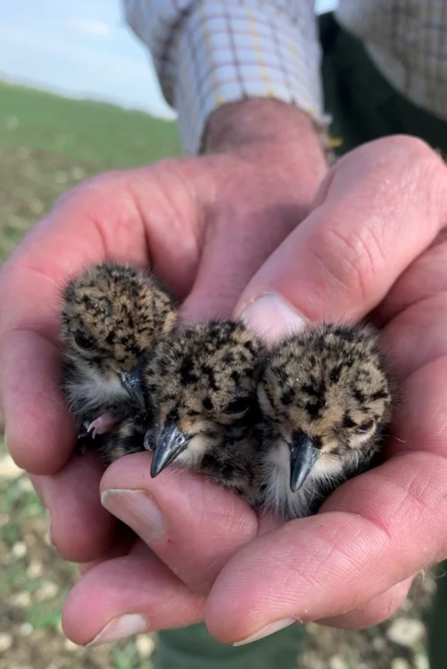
[150, 424, 192, 478]
[120, 369, 145, 410]
[289, 432, 321, 493]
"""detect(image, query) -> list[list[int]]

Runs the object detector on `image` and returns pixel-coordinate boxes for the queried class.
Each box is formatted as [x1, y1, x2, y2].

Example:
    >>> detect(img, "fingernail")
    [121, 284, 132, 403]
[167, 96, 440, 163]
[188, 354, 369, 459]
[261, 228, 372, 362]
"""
[240, 294, 308, 343]
[86, 613, 148, 647]
[101, 489, 164, 542]
[233, 618, 296, 646]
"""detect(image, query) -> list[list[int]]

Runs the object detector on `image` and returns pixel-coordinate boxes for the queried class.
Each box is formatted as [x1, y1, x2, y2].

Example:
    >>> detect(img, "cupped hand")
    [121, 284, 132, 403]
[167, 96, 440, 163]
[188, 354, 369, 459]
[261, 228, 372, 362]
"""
[63, 134, 447, 646]
[0, 101, 326, 639]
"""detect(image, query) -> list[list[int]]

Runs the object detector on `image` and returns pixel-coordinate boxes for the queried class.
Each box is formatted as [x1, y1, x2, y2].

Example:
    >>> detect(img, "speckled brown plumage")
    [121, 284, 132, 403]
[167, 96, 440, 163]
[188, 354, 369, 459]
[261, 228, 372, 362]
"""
[257, 323, 393, 519]
[60, 271, 394, 521]
[97, 414, 149, 465]
[143, 320, 264, 499]
[60, 262, 177, 438]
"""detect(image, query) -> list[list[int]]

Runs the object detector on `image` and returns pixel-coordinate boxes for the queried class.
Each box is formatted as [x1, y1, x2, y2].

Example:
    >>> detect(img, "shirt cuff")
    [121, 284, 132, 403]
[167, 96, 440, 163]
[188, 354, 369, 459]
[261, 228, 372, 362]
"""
[171, 2, 325, 153]
[124, 0, 327, 155]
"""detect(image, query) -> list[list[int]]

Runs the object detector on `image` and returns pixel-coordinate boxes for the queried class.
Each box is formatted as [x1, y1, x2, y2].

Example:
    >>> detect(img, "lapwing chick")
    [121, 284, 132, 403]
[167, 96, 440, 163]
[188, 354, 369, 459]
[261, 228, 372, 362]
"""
[144, 320, 264, 499]
[257, 323, 393, 519]
[60, 262, 176, 440]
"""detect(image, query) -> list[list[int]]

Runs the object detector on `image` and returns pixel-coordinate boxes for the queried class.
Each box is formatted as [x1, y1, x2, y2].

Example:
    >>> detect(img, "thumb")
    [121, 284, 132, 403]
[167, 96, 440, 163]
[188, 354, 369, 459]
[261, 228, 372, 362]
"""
[234, 136, 447, 339]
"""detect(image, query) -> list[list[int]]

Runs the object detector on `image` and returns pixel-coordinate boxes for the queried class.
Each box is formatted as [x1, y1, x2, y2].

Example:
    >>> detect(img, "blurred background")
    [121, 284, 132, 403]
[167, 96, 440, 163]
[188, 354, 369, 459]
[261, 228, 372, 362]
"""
[0, 1, 437, 668]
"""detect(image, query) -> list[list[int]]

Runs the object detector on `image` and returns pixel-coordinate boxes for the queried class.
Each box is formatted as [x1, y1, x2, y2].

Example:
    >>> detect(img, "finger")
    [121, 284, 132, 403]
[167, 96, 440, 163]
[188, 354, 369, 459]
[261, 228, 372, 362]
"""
[181, 150, 326, 321]
[0, 175, 142, 473]
[0, 166, 200, 473]
[319, 577, 413, 629]
[62, 547, 204, 646]
[100, 452, 260, 593]
[372, 234, 447, 327]
[78, 524, 138, 575]
[1, 330, 74, 474]
[77, 531, 160, 576]
[234, 137, 447, 339]
[32, 451, 115, 563]
[205, 452, 447, 644]
[376, 290, 447, 461]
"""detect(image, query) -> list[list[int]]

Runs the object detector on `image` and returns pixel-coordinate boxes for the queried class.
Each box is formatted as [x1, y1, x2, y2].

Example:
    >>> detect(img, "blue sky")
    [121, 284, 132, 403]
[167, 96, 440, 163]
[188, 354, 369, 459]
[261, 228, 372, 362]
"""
[0, 0, 337, 118]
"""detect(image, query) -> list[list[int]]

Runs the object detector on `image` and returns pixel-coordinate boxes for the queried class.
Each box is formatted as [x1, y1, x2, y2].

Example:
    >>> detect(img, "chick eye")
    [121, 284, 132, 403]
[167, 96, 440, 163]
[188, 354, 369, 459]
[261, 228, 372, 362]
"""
[74, 329, 94, 351]
[224, 397, 251, 415]
[355, 419, 375, 434]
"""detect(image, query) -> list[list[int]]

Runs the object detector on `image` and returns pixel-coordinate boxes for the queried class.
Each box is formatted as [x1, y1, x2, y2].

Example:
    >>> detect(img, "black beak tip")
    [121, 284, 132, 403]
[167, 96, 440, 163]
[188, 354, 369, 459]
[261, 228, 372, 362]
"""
[290, 471, 308, 494]
[150, 424, 192, 479]
[150, 456, 163, 478]
[120, 370, 145, 409]
[289, 433, 321, 494]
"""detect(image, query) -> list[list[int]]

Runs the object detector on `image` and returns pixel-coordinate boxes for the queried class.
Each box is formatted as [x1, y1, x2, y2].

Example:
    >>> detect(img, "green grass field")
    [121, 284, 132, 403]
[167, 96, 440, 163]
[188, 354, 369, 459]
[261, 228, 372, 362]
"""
[0, 79, 181, 265]
[0, 80, 434, 669]
[0, 80, 181, 167]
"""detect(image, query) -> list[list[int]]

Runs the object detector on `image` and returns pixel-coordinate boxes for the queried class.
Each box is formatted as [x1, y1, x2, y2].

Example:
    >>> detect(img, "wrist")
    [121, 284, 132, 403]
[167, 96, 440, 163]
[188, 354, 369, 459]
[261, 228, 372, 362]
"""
[202, 99, 328, 178]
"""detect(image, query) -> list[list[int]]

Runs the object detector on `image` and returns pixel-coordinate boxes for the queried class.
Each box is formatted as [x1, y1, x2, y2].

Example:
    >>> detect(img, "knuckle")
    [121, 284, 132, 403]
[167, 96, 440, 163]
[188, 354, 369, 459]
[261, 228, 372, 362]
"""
[149, 156, 187, 175]
[307, 220, 385, 304]
[395, 136, 445, 182]
[342, 135, 446, 198]
[369, 134, 436, 162]
[380, 134, 433, 156]
[369, 135, 445, 185]
[53, 169, 127, 208]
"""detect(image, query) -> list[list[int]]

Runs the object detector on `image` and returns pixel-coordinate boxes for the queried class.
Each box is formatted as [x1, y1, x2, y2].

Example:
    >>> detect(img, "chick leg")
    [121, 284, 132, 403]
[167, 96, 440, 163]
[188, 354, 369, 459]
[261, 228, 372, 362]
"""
[86, 413, 118, 438]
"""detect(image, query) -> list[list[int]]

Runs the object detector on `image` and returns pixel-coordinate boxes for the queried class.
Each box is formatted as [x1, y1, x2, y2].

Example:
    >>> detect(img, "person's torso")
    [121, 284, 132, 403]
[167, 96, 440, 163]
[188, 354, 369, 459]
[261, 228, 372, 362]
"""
[337, 0, 447, 122]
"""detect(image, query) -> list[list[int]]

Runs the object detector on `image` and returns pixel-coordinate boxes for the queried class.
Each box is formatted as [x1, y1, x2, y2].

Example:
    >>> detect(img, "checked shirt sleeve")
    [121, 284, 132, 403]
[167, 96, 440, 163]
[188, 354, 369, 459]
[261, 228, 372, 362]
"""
[123, 1, 325, 154]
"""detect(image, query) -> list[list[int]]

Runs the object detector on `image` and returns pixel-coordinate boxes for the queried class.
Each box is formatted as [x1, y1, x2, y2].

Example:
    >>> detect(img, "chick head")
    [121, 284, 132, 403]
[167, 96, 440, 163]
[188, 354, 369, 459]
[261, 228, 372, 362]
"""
[61, 262, 176, 410]
[259, 323, 392, 493]
[144, 320, 262, 476]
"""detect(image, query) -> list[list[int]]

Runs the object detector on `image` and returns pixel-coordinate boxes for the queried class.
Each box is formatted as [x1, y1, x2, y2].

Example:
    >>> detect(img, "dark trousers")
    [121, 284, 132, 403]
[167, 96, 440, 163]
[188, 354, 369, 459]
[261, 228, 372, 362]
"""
[155, 14, 447, 668]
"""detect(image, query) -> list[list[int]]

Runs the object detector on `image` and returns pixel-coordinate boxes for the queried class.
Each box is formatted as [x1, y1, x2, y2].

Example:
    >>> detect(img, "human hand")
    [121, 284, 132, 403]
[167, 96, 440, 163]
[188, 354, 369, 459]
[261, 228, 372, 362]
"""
[0, 100, 327, 639]
[63, 135, 447, 646]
